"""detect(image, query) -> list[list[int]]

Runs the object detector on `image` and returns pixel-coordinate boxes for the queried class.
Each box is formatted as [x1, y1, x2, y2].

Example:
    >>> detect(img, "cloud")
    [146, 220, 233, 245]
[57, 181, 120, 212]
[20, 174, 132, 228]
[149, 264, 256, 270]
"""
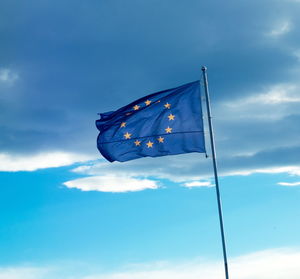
[63, 144, 300, 192]
[0, 266, 49, 279]
[221, 83, 300, 120]
[0, 152, 91, 172]
[63, 146, 300, 192]
[267, 20, 292, 37]
[63, 175, 159, 192]
[0, 68, 18, 85]
[1, 0, 300, 181]
[2, 248, 299, 279]
[238, 85, 300, 105]
[81, 248, 300, 279]
[68, 154, 212, 184]
[64, 144, 300, 190]
[183, 181, 214, 188]
[225, 165, 300, 177]
[277, 181, 300, 186]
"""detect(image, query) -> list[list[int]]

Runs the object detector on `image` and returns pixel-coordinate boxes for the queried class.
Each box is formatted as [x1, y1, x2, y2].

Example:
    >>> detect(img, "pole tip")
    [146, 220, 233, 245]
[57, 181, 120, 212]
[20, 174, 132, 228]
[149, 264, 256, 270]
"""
[201, 66, 207, 71]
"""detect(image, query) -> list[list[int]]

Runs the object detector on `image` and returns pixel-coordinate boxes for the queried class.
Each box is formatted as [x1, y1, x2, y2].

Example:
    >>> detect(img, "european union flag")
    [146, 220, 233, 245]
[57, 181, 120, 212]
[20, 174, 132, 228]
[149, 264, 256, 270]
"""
[96, 81, 206, 162]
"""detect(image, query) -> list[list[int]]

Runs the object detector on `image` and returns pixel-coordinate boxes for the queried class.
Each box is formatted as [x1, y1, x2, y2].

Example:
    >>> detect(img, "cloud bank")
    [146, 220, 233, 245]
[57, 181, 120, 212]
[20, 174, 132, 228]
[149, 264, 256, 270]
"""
[1, 0, 300, 182]
[1, 248, 300, 279]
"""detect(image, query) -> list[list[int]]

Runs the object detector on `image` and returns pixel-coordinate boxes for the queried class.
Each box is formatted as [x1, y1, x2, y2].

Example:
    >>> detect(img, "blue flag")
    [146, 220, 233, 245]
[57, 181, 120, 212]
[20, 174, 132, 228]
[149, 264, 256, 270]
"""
[96, 81, 206, 162]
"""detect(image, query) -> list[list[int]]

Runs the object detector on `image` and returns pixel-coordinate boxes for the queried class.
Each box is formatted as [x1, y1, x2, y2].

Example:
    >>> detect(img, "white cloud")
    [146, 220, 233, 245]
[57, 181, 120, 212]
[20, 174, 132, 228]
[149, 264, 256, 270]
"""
[225, 165, 300, 176]
[277, 181, 300, 186]
[1, 248, 300, 279]
[70, 160, 206, 184]
[221, 83, 300, 120]
[63, 153, 211, 192]
[267, 20, 291, 37]
[183, 181, 213, 188]
[64, 156, 212, 192]
[66, 159, 300, 192]
[256, 87, 300, 104]
[63, 175, 159, 192]
[0, 152, 92, 172]
[71, 153, 211, 183]
[225, 84, 300, 106]
[0, 68, 18, 85]
[0, 266, 49, 279]
[82, 248, 300, 279]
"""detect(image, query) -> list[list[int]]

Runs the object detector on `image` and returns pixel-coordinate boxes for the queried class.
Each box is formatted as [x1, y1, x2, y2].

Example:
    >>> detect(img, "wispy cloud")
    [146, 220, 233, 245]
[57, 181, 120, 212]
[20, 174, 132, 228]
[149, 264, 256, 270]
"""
[221, 83, 300, 120]
[0, 152, 92, 172]
[70, 156, 210, 183]
[277, 181, 300, 186]
[63, 153, 300, 192]
[1, 248, 300, 279]
[254, 86, 300, 104]
[0, 266, 50, 279]
[74, 248, 300, 279]
[0, 68, 18, 85]
[267, 20, 292, 37]
[63, 175, 159, 192]
[225, 165, 300, 177]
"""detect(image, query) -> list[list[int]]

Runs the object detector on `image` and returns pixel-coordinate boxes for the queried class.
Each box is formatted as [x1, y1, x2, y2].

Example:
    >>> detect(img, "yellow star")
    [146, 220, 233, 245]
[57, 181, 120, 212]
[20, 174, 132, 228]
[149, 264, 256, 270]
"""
[124, 132, 132, 139]
[168, 114, 175, 121]
[157, 136, 164, 143]
[145, 100, 152, 106]
[120, 122, 126, 128]
[146, 140, 154, 148]
[133, 105, 140, 110]
[164, 102, 171, 109]
[134, 140, 141, 146]
[165, 127, 172, 133]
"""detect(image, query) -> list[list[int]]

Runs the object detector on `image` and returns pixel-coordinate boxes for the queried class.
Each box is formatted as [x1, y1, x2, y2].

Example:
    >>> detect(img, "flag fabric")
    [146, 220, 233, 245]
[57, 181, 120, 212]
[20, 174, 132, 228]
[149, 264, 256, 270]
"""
[96, 81, 206, 162]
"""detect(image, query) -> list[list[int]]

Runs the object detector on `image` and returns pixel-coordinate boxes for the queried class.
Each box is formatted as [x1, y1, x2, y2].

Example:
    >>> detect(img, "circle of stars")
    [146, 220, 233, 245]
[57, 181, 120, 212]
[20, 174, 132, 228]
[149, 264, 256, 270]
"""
[119, 98, 176, 149]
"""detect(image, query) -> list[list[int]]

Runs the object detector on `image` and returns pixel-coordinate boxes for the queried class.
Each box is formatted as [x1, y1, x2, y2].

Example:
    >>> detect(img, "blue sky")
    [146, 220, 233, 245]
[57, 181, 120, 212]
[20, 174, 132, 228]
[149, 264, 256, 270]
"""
[1, 0, 300, 278]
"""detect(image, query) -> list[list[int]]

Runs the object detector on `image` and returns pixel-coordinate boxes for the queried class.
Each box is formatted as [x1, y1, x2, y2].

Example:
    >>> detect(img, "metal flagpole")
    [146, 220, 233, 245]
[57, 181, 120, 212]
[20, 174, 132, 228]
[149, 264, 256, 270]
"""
[201, 66, 230, 279]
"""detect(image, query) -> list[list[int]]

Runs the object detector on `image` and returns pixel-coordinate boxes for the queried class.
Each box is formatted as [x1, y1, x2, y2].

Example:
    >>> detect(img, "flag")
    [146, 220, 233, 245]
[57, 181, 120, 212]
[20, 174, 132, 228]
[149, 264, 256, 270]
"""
[96, 81, 206, 162]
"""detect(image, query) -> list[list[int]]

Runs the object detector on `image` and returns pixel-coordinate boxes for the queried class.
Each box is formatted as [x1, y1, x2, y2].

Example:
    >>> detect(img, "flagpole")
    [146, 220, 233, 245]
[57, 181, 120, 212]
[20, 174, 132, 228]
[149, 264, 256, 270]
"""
[201, 66, 229, 279]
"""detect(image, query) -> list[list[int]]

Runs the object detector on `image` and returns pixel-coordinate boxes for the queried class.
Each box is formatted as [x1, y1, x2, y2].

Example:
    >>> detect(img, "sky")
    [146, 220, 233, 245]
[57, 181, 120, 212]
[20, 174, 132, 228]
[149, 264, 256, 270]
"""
[1, 0, 300, 278]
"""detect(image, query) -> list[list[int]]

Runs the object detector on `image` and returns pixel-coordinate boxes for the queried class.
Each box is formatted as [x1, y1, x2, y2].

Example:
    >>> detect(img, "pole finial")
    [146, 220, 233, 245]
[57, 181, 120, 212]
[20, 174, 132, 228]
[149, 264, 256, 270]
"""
[202, 66, 207, 71]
